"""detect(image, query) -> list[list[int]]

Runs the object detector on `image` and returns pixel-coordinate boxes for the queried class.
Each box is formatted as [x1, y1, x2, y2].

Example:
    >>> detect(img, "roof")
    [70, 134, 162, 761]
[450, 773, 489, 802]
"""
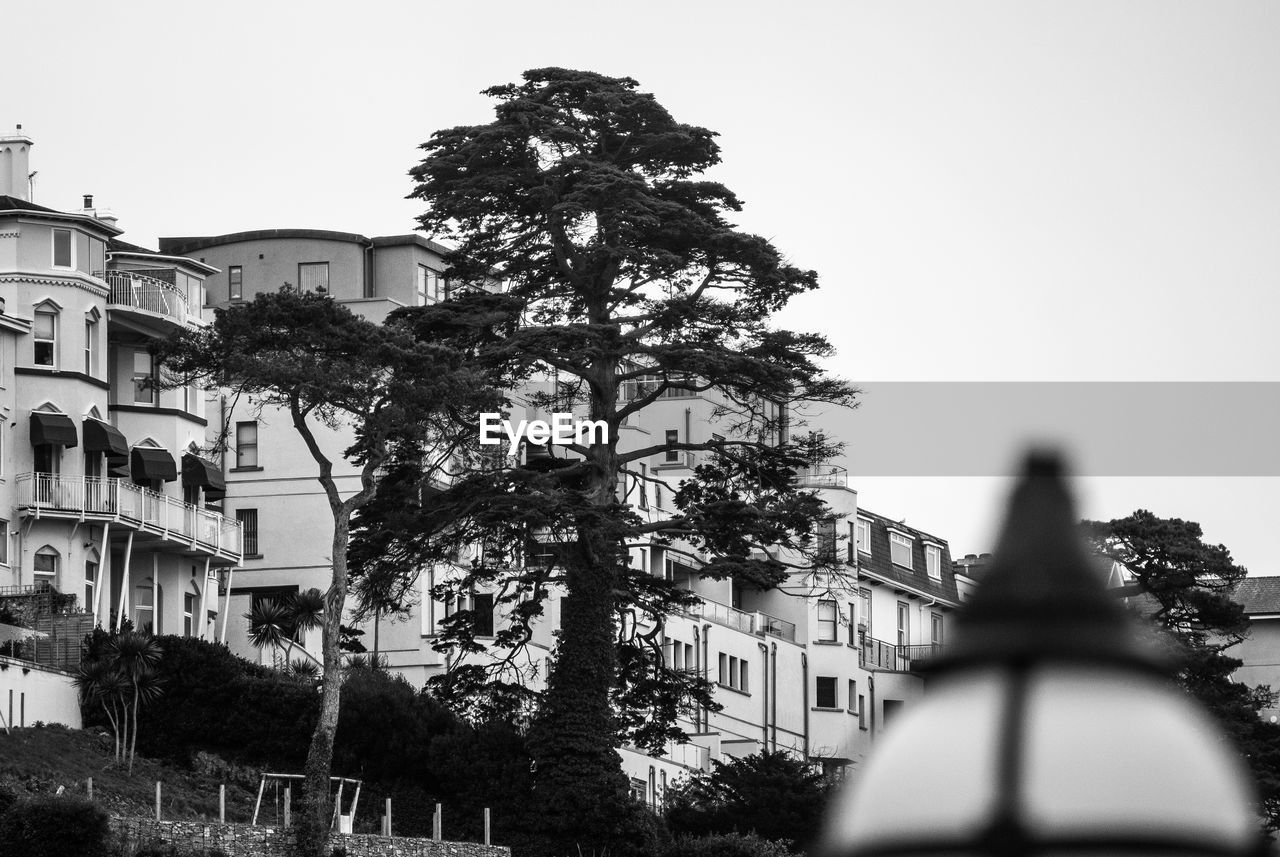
[107, 237, 219, 274]
[159, 229, 454, 259]
[1230, 576, 1280, 615]
[856, 507, 960, 604]
[0, 194, 123, 236]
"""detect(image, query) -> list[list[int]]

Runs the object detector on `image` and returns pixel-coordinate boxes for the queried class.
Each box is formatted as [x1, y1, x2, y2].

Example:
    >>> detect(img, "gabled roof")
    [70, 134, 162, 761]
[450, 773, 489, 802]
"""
[0, 194, 60, 213]
[0, 195, 123, 236]
[1230, 576, 1280, 615]
[108, 237, 219, 275]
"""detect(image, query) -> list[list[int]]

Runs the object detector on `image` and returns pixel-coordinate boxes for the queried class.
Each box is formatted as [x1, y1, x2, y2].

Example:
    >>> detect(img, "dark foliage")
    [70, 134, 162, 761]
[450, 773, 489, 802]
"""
[664, 833, 803, 857]
[0, 795, 113, 857]
[664, 752, 830, 852]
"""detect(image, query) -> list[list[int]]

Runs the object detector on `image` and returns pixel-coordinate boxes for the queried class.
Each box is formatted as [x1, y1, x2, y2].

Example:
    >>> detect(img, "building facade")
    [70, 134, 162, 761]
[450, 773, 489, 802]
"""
[0, 130, 243, 727]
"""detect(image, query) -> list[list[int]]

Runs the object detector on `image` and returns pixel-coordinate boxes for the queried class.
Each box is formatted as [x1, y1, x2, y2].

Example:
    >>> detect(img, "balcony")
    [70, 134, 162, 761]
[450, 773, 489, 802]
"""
[858, 635, 943, 672]
[16, 474, 242, 563]
[683, 597, 797, 642]
[797, 464, 848, 489]
[100, 270, 190, 327]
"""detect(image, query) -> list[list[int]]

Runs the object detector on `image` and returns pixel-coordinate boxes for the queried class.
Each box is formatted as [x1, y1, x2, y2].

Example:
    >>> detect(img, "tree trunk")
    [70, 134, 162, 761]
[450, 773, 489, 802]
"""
[128, 683, 140, 774]
[295, 511, 350, 857]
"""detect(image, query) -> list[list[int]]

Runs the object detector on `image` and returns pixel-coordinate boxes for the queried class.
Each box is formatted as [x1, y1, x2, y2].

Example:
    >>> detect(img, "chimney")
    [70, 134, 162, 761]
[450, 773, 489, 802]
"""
[0, 125, 34, 201]
[82, 194, 94, 211]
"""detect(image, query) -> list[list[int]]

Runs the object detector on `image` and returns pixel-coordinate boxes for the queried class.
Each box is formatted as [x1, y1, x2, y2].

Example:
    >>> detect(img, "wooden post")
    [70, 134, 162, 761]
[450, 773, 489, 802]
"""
[434, 802, 442, 840]
[219, 784, 226, 823]
[155, 781, 161, 821]
[87, 777, 93, 801]
[484, 807, 491, 845]
[283, 785, 291, 827]
[385, 797, 392, 836]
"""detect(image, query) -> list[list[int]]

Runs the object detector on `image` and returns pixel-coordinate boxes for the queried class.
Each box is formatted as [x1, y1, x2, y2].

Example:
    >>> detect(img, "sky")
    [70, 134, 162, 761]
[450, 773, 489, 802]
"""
[8, 1, 1279, 571]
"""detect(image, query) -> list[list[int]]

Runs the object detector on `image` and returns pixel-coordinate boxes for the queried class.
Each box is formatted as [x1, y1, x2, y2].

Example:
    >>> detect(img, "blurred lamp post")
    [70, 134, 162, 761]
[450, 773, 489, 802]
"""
[823, 452, 1267, 857]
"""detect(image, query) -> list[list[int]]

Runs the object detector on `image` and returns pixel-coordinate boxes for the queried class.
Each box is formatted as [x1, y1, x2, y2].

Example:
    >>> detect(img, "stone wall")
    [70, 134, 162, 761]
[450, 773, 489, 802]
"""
[111, 816, 511, 857]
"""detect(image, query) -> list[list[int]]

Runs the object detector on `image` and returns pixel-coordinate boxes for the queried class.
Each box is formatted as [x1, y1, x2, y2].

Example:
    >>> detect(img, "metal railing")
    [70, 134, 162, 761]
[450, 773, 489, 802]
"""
[683, 597, 796, 641]
[16, 473, 242, 558]
[100, 270, 189, 322]
[858, 635, 944, 672]
[797, 464, 849, 488]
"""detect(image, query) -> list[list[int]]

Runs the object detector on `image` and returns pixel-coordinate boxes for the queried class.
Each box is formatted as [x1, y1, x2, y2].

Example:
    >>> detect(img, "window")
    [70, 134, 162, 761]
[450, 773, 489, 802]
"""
[816, 599, 838, 642]
[855, 518, 871, 556]
[858, 694, 867, 729]
[816, 519, 836, 561]
[0, 521, 8, 565]
[184, 592, 196, 637]
[931, 612, 944, 647]
[33, 443, 58, 476]
[133, 350, 156, 404]
[816, 676, 838, 709]
[897, 601, 910, 646]
[133, 581, 161, 632]
[926, 544, 942, 580]
[664, 429, 680, 462]
[416, 265, 445, 304]
[848, 679, 857, 712]
[85, 557, 98, 610]
[229, 266, 243, 300]
[858, 587, 872, 637]
[84, 317, 97, 375]
[33, 546, 59, 590]
[237, 508, 259, 556]
[890, 531, 913, 569]
[236, 421, 259, 468]
[637, 463, 648, 509]
[299, 262, 329, 293]
[34, 311, 56, 366]
[473, 592, 495, 636]
[52, 228, 73, 268]
[719, 653, 748, 691]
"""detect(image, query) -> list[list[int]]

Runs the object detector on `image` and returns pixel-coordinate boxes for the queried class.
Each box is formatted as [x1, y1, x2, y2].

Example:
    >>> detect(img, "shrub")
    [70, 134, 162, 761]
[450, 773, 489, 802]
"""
[664, 833, 802, 857]
[0, 794, 113, 857]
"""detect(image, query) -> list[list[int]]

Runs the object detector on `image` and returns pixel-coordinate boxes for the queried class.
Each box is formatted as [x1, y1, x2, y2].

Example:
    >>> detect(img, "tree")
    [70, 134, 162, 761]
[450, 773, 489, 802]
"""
[664, 752, 831, 852]
[357, 67, 855, 856]
[74, 629, 163, 773]
[158, 286, 498, 856]
[246, 588, 325, 668]
[1085, 510, 1280, 830]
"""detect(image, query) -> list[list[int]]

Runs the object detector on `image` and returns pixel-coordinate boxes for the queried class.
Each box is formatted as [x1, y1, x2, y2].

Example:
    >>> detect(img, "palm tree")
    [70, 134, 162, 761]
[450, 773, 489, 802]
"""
[72, 659, 127, 760]
[246, 589, 324, 668]
[104, 630, 163, 774]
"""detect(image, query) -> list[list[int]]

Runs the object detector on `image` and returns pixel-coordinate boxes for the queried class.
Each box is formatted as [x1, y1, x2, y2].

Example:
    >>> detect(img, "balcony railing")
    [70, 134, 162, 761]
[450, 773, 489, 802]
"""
[858, 635, 943, 672]
[100, 270, 189, 323]
[797, 464, 848, 489]
[16, 473, 242, 558]
[683, 597, 797, 642]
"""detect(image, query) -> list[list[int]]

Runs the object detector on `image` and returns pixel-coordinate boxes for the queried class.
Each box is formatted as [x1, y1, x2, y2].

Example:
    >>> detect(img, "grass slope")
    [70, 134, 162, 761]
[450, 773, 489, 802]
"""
[0, 725, 265, 824]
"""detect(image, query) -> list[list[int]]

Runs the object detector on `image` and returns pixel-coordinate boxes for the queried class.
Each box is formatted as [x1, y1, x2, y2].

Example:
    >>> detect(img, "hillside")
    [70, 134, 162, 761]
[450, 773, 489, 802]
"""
[0, 725, 265, 824]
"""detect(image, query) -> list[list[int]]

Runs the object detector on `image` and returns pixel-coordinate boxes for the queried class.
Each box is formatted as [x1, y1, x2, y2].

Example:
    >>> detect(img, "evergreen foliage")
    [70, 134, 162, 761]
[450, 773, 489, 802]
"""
[350, 67, 856, 857]
[0, 795, 114, 857]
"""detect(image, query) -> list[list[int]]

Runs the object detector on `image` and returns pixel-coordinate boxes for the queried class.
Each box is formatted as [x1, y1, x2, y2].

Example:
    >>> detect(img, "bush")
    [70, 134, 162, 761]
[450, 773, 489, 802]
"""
[665, 833, 802, 857]
[0, 794, 114, 857]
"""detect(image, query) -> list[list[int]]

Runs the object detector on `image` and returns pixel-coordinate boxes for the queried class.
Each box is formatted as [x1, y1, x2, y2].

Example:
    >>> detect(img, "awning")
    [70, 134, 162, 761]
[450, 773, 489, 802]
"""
[182, 453, 226, 501]
[83, 419, 129, 459]
[30, 412, 78, 448]
[131, 446, 177, 482]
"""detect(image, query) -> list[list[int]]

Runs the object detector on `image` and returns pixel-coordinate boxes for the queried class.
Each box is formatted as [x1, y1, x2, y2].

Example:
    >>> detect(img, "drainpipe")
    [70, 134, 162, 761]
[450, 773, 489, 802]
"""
[868, 674, 877, 743]
[702, 623, 711, 732]
[692, 625, 701, 731]
[219, 396, 227, 475]
[770, 642, 778, 750]
[757, 642, 769, 749]
[801, 652, 810, 759]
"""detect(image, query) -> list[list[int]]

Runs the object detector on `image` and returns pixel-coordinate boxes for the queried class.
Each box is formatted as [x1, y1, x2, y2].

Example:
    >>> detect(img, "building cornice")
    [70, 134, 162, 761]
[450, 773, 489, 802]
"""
[857, 566, 961, 608]
[0, 272, 109, 297]
[14, 367, 111, 390]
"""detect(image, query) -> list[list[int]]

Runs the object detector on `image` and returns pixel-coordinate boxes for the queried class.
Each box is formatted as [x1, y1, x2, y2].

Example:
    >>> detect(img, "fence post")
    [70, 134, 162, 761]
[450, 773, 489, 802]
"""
[283, 785, 291, 828]
[484, 807, 491, 845]
[383, 797, 392, 837]
[155, 781, 161, 821]
[434, 802, 442, 840]
[87, 777, 93, 801]
[219, 784, 225, 823]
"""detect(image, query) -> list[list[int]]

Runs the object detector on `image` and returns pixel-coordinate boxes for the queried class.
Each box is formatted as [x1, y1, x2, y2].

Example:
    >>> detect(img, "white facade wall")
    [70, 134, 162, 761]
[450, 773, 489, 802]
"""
[0, 655, 82, 728]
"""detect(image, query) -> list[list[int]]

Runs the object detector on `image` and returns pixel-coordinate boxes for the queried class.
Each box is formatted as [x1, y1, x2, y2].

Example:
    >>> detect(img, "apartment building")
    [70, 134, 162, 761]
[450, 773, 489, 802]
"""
[0, 129, 243, 725]
[159, 227, 964, 804]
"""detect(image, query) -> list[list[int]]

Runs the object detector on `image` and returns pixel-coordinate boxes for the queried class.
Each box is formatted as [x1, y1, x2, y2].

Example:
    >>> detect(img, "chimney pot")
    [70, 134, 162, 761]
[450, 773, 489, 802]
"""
[83, 194, 94, 209]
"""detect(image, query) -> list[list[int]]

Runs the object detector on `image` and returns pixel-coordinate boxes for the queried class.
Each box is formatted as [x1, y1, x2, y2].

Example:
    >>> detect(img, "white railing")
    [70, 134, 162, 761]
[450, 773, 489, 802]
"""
[16, 473, 241, 558]
[797, 465, 848, 489]
[99, 270, 189, 322]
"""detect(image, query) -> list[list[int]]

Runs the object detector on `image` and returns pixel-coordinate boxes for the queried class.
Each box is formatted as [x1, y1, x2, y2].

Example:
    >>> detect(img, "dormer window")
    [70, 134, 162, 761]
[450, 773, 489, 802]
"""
[889, 531, 913, 569]
[925, 543, 943, 581]
[855, 518, 871, 556]
[52, 228, 74, 269]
